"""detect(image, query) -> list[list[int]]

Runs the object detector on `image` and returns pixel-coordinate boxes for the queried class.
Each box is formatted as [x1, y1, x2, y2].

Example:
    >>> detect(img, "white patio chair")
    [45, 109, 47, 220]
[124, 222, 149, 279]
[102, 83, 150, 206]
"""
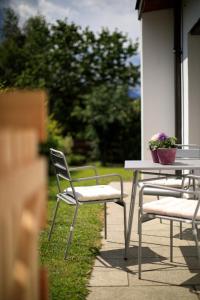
[139, 146, 200, 236]
[138, 175, 200, 279]
[48, 148, 128, 259]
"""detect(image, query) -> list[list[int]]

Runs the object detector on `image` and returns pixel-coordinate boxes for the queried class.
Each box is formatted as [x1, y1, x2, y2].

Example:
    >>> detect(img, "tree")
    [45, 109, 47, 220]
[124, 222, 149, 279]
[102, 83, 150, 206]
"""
[30, 19, 139, 140]
[15, 15, 51, 88]
[2, 7, 21, 39]
[0, 10, 141, 163]
[91, 28, 139, 87]
[73, 84, 141, 164]
[47, 20, 86, 134]
[0, 8, 25, 86]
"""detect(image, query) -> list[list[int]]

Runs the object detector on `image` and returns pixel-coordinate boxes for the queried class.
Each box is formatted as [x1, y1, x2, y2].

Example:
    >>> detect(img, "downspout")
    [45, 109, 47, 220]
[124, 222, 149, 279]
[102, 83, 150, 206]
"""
[173, 0, 182, 144]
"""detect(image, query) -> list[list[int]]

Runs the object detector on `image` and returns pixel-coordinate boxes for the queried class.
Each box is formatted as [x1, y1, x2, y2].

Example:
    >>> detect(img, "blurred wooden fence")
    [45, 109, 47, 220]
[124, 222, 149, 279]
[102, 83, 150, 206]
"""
[0, 90, 48, 300]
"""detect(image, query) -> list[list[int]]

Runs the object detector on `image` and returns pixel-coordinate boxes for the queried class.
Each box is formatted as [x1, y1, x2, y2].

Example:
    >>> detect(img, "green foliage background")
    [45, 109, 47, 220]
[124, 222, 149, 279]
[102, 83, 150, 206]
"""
[0, 8, 141, 165]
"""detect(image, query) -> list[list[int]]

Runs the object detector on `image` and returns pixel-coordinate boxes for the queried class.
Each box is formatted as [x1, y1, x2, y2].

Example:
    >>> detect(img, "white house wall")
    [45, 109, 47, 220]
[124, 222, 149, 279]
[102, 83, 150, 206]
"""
[182, 0, 200, 145]
[141, 9, 174, 159]
[188, 35, 200, 145]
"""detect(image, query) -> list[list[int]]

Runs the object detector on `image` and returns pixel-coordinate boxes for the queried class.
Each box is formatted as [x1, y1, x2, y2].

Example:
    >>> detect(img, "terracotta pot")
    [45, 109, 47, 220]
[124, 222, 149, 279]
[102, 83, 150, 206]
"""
[150, 149, 159, 163]
[157, 148, 177, 165]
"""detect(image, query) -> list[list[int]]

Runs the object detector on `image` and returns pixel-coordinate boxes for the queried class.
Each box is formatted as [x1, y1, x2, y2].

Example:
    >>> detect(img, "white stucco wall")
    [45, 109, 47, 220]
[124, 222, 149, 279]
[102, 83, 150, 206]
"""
[182, 0, 200, 145]
[141, 9, 175, 159]
[188, 35, 200, 145]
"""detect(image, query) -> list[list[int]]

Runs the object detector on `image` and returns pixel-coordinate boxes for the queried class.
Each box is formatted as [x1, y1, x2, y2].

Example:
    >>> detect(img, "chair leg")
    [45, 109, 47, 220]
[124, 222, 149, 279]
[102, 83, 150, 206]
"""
[192, 224, 200, 262]
[48, 199, 60, 241]
[170, 220, 173, 262]
[64, 204, 79, 260]
[104, 202, 107, 239]
[179, 221, 183, 240]
[158, 197, 163, 225]
[123, 202, 127, 260]
[138, 214, 142, 279]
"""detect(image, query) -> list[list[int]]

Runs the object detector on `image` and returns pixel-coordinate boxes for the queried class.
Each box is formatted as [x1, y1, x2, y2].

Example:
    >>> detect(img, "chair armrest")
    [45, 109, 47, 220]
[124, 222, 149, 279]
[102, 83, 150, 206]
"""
[141, 171, 171, 177]
[139, 171, 191, 187]
[139, 175, 169, 184]
[185, 174, 200, 187]
[140, 183, 199, 196]
[72, 174, 124, 200]
[69, 165, 99, 184]
[140, 171, 190, 179]
[186, 174, 200, 180]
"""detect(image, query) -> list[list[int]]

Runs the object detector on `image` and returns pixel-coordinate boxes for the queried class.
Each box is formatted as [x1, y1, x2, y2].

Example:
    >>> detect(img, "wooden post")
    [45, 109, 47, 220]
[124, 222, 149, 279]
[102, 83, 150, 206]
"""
[0, 90, 48, 300]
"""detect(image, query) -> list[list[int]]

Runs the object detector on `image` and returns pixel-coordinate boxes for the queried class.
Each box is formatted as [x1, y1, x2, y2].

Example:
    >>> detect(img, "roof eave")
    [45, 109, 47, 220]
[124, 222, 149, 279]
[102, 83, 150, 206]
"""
[135, 0, 145, 20]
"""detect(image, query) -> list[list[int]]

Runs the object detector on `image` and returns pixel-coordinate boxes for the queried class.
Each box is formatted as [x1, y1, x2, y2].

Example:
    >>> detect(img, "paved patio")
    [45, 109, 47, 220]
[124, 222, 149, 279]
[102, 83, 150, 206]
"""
[87, 182, 200, 300]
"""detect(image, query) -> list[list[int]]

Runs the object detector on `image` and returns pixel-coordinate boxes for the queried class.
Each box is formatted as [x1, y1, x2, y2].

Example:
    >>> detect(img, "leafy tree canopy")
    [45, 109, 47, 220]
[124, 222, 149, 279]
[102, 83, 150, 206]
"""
[0, 8, 140, 164]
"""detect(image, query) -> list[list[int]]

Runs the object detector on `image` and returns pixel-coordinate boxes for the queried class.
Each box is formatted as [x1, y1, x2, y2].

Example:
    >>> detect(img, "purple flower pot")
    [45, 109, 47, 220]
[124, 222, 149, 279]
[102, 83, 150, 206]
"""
[157, 148, 177, 165]
[150, 150, 159, 163]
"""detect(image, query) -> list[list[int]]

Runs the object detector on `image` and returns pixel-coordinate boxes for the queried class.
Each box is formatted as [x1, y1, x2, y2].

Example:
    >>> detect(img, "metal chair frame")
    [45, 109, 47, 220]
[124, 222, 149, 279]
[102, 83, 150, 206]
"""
[48, 148, 127, 259]
[138, 176, 200, 279]
[140, 146, 200, 237]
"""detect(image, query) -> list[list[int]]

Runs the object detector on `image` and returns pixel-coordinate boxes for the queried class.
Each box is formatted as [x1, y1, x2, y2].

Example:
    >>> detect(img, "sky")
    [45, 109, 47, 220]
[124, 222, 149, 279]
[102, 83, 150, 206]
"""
[6, 0, 140, 43]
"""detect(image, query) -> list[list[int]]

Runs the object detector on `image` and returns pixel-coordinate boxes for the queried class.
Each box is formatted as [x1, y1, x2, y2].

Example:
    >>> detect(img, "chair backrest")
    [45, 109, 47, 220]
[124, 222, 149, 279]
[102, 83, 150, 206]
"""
[50, 148, 71, 182]
[176, 145, 200, 159]
[50, 148, 80, 204]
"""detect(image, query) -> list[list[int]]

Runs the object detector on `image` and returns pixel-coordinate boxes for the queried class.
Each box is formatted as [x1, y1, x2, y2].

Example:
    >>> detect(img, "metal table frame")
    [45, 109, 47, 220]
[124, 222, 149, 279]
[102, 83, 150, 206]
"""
[124, 160, 200, 248]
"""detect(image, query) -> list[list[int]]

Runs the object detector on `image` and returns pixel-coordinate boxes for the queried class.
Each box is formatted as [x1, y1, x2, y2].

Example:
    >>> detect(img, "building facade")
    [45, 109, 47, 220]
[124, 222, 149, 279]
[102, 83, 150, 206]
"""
[136, 0, 200, 159]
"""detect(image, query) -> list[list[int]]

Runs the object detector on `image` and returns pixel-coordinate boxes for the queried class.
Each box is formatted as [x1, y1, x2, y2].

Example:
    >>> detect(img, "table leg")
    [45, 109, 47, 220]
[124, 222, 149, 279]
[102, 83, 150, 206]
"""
[126, 170, 139, 248]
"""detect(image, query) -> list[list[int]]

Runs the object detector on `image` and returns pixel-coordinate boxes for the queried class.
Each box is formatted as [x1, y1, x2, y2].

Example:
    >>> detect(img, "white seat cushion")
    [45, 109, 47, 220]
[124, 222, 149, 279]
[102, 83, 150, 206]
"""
[143, 197, 200, 220]
[139, 178, 190, 188]
[66, 185, 128, 201]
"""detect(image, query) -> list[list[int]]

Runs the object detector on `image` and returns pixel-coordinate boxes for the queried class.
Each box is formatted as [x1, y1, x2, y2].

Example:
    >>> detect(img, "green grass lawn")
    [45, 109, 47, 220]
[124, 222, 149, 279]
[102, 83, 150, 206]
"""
[39, 166, 132, 300]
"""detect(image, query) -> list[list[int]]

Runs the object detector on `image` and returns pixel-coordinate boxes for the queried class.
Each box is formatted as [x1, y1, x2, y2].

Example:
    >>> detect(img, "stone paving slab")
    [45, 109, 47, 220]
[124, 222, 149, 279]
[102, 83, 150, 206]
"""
[87, 286, 199, 300]
[89, 268, 128, 287]
[87, 182, 200, 300]
[130, 233, 191, 247]
[128, 268, 200, 286]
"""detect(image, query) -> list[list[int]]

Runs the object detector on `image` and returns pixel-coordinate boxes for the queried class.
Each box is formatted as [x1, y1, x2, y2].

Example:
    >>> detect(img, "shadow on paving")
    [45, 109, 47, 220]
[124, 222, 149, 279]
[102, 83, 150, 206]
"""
[174, 227, 200, 241]
[96, 245, 200, 283]
[181, 273, 200, 286]
[97, 246, 166, 273]
[180, 245, 200, 271]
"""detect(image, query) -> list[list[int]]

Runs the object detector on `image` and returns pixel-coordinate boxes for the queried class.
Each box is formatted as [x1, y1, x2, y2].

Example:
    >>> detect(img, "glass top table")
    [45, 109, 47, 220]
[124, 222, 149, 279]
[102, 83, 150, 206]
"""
[124, 159, 200, 249]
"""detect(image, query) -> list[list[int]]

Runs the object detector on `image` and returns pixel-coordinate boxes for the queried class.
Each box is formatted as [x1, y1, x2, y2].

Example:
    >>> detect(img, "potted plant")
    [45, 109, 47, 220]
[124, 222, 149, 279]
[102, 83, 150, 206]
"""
[149, 132, 177, 164]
